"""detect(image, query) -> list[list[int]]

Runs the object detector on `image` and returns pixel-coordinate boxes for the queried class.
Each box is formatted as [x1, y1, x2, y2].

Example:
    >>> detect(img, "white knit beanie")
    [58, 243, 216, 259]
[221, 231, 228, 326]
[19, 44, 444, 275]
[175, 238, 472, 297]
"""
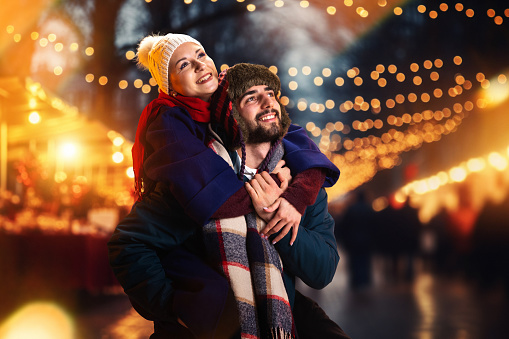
[136, 33, 203, 94]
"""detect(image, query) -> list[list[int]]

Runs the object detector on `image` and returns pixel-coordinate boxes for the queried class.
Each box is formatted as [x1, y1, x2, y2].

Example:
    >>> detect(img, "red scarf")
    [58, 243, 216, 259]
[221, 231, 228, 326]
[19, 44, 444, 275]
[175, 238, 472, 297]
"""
[132, 91, 211, 198]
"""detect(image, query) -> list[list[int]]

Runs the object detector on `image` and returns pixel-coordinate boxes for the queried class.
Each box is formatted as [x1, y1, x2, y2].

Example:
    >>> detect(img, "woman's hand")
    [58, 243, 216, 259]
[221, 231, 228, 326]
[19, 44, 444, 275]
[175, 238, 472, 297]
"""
[271, 160, 292, 187]
[245, 172, 287, 222]
[261, 198, 301, 246]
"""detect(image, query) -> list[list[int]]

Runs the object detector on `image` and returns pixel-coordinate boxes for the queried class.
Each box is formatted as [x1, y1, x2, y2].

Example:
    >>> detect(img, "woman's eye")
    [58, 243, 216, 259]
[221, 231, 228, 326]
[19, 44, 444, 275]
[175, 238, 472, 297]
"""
[179, 61, 189, 70]
[198, 52, 206, 58]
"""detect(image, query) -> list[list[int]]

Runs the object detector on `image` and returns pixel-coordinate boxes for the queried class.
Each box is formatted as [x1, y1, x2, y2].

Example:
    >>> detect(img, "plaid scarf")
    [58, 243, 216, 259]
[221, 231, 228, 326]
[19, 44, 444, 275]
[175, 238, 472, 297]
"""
[204, 138, 294, 339]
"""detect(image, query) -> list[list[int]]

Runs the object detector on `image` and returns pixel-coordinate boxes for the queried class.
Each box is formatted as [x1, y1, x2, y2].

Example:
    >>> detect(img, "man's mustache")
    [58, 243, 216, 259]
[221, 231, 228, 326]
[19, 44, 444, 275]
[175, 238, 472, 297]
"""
[255, 109, 280, 121]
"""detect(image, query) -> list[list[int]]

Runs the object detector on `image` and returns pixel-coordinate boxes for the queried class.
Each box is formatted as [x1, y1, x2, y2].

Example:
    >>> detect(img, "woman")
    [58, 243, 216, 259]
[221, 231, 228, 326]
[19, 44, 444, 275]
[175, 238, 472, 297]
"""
[109, 33, 342, 338]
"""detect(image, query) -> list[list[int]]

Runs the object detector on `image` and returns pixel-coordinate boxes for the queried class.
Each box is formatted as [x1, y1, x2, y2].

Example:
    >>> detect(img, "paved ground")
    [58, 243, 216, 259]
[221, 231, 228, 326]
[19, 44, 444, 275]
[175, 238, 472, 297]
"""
[73, 254, 509, 339]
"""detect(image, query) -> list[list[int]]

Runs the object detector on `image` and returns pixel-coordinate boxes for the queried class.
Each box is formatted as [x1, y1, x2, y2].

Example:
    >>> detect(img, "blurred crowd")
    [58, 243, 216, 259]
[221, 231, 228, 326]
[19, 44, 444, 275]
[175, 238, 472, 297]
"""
[333, 189, 509, 295]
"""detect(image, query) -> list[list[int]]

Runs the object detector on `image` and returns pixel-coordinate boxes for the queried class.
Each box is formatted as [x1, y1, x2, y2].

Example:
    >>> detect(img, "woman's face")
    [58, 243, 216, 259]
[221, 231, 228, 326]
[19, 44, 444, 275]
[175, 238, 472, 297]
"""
[168, 42, 219, 102]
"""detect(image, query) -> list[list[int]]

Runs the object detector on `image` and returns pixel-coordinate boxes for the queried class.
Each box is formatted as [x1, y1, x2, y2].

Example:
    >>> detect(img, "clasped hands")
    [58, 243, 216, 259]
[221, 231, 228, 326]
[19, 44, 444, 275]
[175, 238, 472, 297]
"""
[245, 160, 301, 245]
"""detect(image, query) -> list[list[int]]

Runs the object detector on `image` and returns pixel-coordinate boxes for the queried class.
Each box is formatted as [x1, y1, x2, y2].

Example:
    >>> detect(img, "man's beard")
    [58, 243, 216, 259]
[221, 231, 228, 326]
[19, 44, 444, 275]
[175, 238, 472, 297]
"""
[245, 111, 284, 144]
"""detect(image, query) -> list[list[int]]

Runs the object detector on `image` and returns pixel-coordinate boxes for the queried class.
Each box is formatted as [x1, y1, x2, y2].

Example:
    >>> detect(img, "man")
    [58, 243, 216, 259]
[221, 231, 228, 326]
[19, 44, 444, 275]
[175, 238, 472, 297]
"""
[109, 63, 350, 338]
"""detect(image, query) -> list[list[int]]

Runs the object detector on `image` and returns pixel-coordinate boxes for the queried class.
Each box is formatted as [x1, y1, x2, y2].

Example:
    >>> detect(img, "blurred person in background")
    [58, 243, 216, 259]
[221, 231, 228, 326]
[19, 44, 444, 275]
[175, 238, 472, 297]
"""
[336, 189, 376, 290]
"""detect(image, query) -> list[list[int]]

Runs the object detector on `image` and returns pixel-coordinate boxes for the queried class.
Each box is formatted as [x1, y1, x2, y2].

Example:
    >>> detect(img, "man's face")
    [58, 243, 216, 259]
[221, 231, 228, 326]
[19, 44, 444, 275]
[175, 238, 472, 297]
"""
[236, 85, 283, 144]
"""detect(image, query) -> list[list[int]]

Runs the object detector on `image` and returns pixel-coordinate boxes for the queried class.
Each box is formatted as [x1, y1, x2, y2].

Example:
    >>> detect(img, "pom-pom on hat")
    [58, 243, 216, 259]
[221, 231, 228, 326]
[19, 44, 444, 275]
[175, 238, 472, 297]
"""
[136, 33, 203, 94]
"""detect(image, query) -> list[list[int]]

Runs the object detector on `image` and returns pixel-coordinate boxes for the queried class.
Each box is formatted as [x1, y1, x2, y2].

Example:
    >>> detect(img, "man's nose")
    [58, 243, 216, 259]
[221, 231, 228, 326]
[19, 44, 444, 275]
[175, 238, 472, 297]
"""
[261, 95, 274, 108]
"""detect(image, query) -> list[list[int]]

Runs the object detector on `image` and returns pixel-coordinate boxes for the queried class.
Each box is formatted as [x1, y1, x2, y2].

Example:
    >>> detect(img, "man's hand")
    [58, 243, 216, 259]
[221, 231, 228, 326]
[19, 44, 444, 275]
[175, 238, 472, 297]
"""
[245, 172, 287, 222]
[261, 198, 301, 246]
[271, 160, 292, 188]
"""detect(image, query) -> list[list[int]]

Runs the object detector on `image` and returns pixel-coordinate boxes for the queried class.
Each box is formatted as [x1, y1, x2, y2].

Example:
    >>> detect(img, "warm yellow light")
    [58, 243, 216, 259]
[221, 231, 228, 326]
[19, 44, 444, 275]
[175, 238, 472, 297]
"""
[60, 143, 78, 159]
[54, 43, 63, 52]
[126, 167, 135, 179]
[119, 80, 128, 89]
[85, 47, 94, 56]
[48, 33, 57, 42]
[297, 100, 307, 111]
[481, 74, 509, 106]
[0, 302, 74, 339]
[302, 66, 311, 75]
[125, 50, 135, 60]
[112, 152, 124, 164]
[372, 196, 388, 212]
[98, 76, 108, 85]
[327, 6, 336, 15]
[113, 136, 125, 146]
[466, 158, 485, 172]
[288, 67, 298, 76]
[54, 171, 67, 183]
[427, 176, 441, 191]
[394, 7, 403, 15]
[31, 32, 39, 40]
[344, 0, 353, 6]
[28, 97, 37, 108]
[149, 77, 157, 86]
[306, 121, 316, 132]
[39, 38, 48, 47]
[134, 79, 143, 88]
[85, 74, 94, 83]
[6, 25, 15, 34]
[275, 0, 284, 7]
[70, 42, 79, 51]
[449, 167, 467, 182]
[269, 65, 278, 74]
[394, 190, 407, 202]
[28, 111, 40, 124]
[54, 66, 63, 75]
[313, 77, 323, 86]
[335, 77, 344, 86]
[289, 81, 298, 90]
[142, 84, 151, 93]
[247, 4, 256, 11]
[300, 1, 309, 8]
[322, 68, 332, 77]
[488, 152, 508, 171]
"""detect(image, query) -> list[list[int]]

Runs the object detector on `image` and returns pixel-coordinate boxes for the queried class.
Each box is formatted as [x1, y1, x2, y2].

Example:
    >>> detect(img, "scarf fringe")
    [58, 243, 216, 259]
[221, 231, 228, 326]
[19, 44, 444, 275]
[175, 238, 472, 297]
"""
[270, 327, 293, 339]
